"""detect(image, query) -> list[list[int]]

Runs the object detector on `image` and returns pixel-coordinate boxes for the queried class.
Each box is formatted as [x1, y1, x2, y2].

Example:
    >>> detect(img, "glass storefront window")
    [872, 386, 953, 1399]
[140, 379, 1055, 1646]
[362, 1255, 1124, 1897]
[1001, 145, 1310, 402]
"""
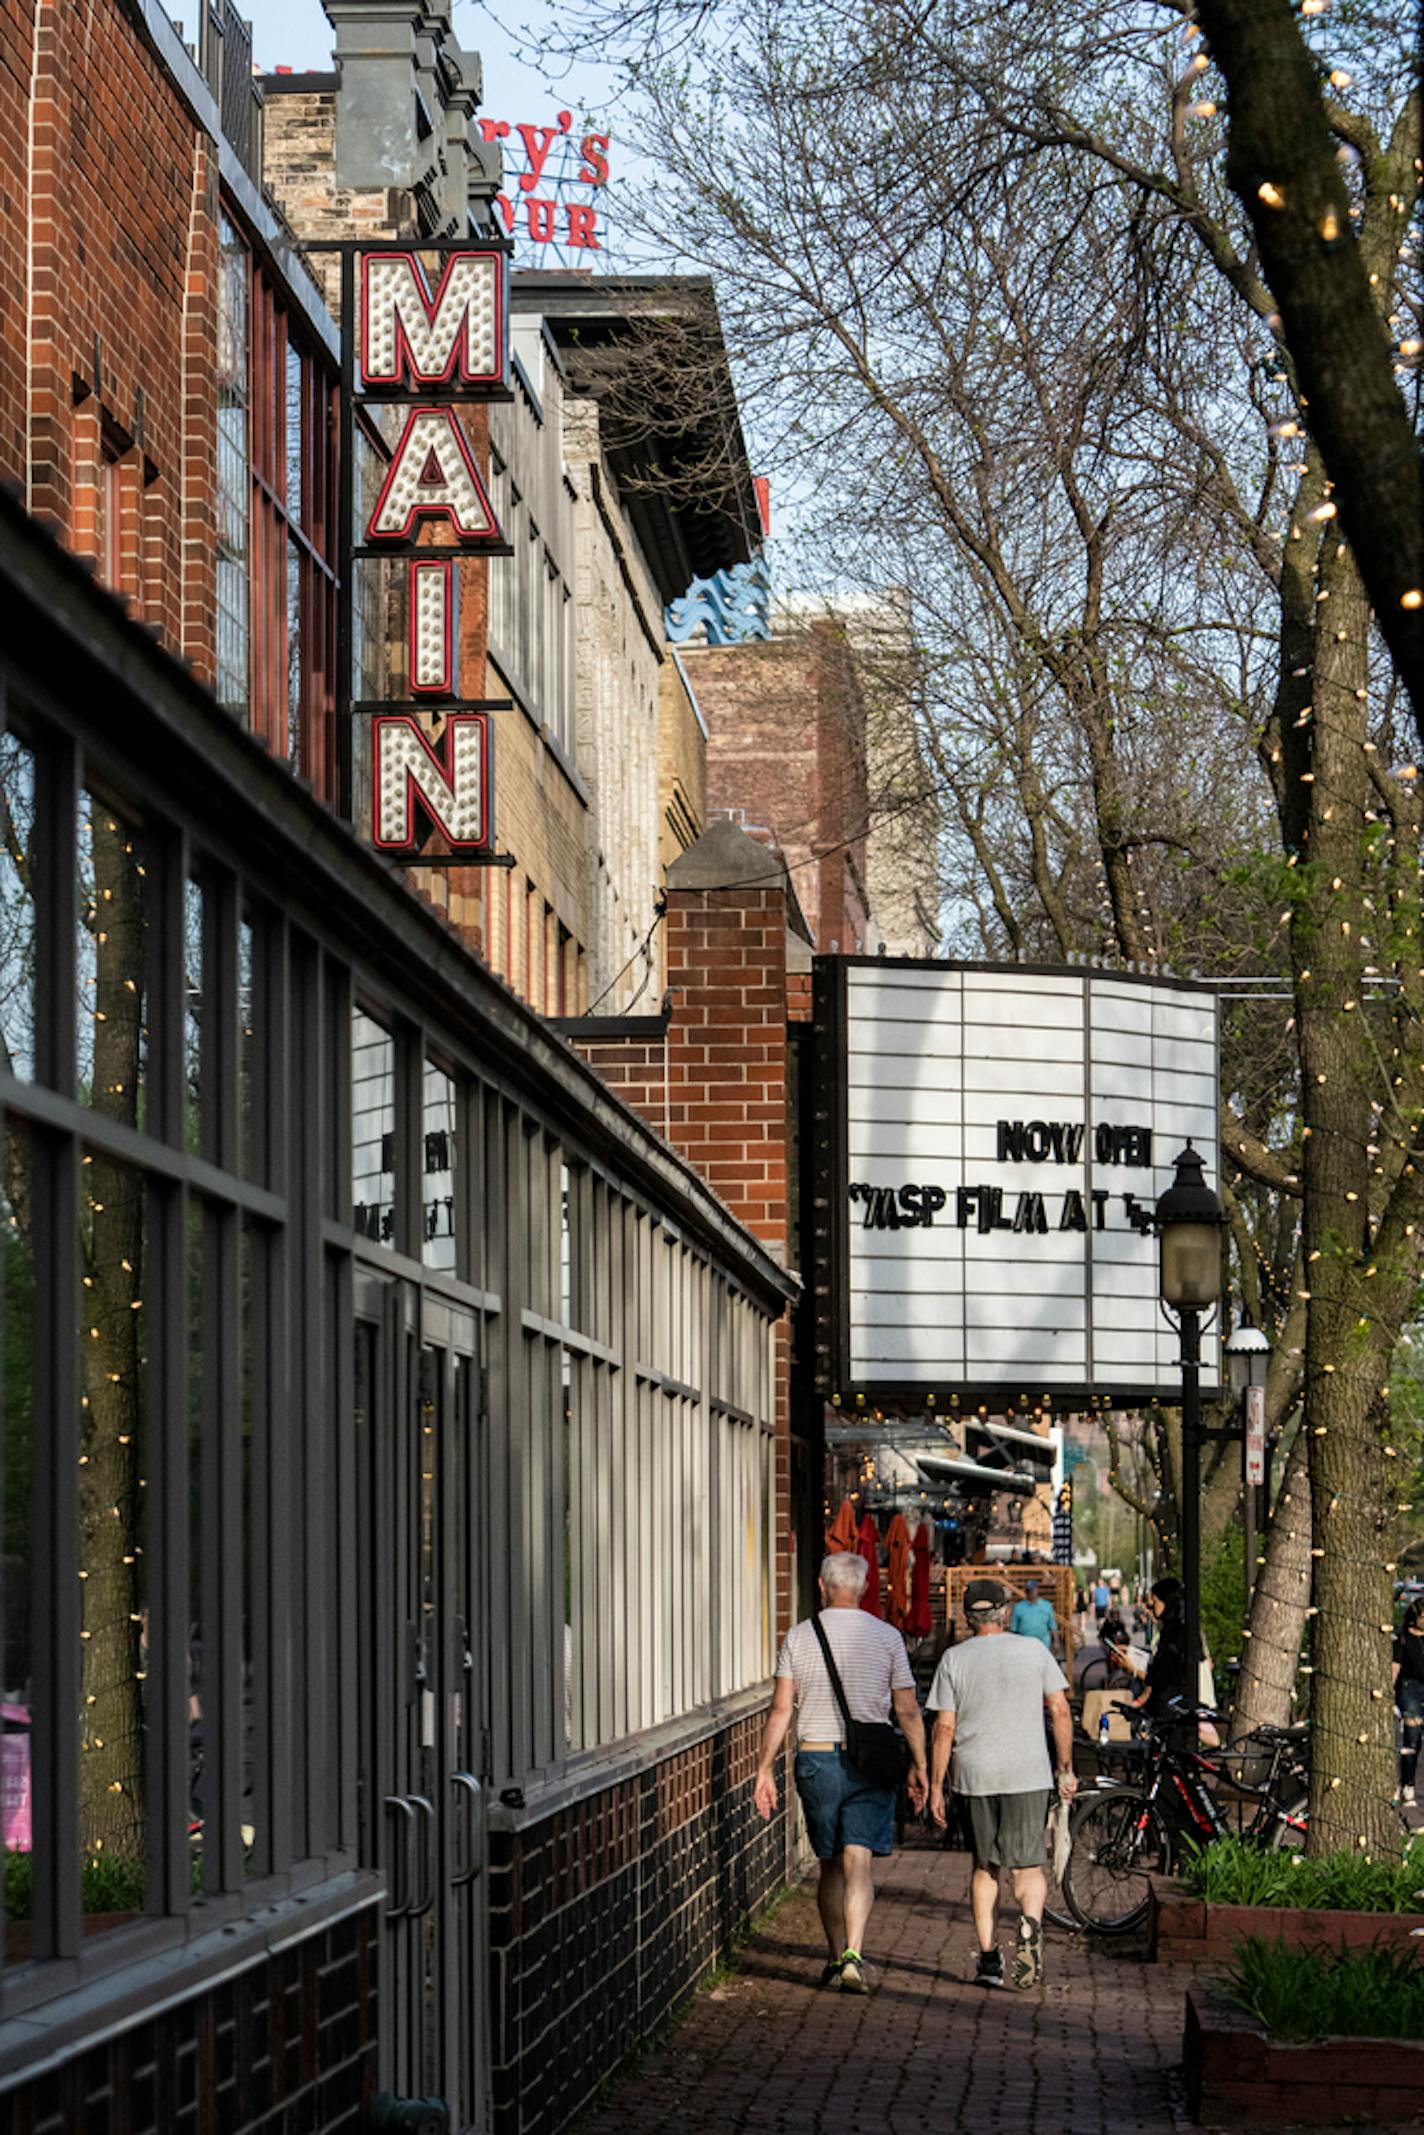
[352, 1009, 396, 1245]
[77, 799, 148, 1128]
[0, 730, 36, 1084]
[2, 1121, 35, 1961]
[184, 878, 203, 1155]
[239, 1221, 261, 1869]
[78, 1148, 147, 1924]
[239, 913, 258, 1181]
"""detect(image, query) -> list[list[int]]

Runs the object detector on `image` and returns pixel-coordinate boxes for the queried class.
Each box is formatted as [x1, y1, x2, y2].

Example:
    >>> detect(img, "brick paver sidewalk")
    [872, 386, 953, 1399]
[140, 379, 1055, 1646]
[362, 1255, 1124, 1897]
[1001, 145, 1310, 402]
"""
[576, 1841, 1189, 2135]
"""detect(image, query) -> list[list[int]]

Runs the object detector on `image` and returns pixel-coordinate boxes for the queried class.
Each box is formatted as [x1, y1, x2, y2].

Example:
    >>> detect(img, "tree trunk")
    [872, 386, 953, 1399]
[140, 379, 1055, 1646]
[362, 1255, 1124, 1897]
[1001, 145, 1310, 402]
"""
[1231, 1422, 1311, 1738]
[1291, 545, 1400, 1852]
[1192, 0, 1424, 720]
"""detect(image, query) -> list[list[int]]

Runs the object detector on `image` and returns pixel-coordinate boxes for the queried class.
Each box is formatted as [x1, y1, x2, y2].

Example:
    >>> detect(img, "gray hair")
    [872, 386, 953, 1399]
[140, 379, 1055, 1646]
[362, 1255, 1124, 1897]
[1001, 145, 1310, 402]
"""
[820, 1552, 869, 1597]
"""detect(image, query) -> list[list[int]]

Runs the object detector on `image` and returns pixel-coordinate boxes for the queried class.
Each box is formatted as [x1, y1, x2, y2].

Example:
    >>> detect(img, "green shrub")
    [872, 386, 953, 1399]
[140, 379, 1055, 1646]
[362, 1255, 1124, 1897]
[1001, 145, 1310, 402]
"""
[1219, 1935, 1424, 2042]
[4, 1848, 145, 1921]
[1200, 1528, 1247, 1677]
[1179, 1833, 1424, 1913]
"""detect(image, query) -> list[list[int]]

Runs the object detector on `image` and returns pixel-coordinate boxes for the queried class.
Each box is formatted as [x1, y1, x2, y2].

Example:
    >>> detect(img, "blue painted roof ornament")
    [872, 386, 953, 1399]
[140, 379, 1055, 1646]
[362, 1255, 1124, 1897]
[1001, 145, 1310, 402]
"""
[665, 554, 771, 645]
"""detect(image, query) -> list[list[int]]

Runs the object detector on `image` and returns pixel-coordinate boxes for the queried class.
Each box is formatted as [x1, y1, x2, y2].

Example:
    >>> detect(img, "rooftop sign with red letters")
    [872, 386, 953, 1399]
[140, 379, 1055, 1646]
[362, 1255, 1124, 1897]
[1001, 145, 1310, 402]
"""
[478, 114, 611, 262]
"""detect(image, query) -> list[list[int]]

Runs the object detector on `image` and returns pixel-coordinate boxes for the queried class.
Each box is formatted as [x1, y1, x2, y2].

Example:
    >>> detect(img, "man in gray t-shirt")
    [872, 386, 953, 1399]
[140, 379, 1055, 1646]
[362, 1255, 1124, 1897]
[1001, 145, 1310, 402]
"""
[927, 1578, 1077, 1991]
[755, 1551, 927, 1994]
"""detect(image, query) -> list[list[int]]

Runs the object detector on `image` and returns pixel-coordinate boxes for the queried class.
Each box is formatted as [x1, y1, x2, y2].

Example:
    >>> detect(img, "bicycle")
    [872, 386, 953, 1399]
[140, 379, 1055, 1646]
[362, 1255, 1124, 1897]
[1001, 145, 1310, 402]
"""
[1060, 1702, 1310, 1934]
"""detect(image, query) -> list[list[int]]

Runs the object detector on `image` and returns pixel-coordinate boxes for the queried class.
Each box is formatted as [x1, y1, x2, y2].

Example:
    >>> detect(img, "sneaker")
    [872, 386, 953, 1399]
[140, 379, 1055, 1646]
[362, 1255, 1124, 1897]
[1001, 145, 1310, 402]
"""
[1013, 1917, 1044, 1990]
[838, 1949, 868, 1995]
[1405, 1786, 1417, 1808]
[974, 1947, 1005, 1989]
[818, 1958, 844, 1989]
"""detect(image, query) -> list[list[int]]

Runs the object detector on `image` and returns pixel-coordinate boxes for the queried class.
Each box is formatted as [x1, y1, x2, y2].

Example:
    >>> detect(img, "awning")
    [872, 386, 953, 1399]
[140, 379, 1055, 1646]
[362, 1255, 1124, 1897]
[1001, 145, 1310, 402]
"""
[914, 1454, 1039, 1500]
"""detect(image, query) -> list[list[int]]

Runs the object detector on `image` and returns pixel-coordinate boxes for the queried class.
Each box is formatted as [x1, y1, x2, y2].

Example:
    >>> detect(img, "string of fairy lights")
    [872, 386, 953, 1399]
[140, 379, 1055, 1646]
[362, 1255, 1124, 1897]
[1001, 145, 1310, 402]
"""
[11, 5, 1424, 1860]
[1170, 0, 1421, 1837]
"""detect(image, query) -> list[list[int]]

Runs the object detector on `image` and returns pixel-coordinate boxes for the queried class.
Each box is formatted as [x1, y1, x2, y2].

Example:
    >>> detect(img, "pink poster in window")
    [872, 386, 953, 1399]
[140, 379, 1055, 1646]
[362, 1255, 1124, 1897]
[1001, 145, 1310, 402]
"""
[2, 1706, 31, 1853]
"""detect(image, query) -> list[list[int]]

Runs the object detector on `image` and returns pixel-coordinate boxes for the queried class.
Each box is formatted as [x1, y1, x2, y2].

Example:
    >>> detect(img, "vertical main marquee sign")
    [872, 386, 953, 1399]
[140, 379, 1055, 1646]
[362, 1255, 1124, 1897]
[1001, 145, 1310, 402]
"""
[809, 956, 1223, 1413]
[335, 239, 513, 860]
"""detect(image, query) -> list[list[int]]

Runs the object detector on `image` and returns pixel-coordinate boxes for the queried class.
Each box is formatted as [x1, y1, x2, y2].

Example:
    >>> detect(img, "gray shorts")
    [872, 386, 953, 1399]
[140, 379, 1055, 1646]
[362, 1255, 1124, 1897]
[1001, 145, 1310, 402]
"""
[966, 1790, 1050, 1870]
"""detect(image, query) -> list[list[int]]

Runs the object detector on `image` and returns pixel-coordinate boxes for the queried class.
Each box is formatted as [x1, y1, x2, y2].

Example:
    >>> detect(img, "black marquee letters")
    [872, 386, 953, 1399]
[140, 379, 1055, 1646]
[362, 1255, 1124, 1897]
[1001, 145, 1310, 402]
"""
[848, 1120, 1154, 1242]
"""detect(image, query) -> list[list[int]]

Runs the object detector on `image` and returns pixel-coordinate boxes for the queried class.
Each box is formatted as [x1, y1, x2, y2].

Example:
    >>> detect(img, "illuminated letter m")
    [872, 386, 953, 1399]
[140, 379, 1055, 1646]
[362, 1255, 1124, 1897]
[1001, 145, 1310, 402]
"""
[361, 251, 504, 388]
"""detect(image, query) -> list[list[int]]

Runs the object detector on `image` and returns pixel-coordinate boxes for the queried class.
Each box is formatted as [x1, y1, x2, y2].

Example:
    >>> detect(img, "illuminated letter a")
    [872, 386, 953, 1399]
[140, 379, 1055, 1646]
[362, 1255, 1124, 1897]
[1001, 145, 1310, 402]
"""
[366, 407, 501, 543]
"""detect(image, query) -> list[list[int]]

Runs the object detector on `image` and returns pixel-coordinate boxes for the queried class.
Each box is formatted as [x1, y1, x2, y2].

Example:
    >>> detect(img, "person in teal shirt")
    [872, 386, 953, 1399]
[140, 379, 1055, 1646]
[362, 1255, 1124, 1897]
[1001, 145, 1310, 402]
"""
[1010, 1581, 1060, 1657]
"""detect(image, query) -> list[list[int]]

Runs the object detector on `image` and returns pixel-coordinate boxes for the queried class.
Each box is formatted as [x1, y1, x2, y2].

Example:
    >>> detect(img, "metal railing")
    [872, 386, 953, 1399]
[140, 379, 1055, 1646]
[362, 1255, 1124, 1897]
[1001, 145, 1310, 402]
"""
[198, 0, 264, 185]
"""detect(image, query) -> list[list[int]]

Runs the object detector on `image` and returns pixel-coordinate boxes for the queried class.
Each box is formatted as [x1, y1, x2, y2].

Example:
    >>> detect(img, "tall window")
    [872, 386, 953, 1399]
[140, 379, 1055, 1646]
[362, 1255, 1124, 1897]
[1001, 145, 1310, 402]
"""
[215, 213, 251, 718]
[246, 258, 339, 799]
[486, 450, 575, 761]
[213, 211, 338, 799]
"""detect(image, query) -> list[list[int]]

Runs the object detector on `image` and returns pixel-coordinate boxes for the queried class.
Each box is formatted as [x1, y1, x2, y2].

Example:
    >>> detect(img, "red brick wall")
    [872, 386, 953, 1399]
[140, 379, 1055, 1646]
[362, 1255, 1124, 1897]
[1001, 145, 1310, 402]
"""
[1, 0, 216, 679]
[663, 887, 788, 1253]
[682, 627, 871, 953]
[572, 1037, 668, 1135]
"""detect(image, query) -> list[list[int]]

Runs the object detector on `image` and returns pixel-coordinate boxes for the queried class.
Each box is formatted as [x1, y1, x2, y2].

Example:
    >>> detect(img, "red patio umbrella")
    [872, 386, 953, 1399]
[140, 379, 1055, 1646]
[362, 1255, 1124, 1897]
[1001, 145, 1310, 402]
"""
[885, 1513, 912, 1631]
[825, 1497, 859, 1554]
[909, 1520, 933, 1638]
[857, 1513, 883, 1617]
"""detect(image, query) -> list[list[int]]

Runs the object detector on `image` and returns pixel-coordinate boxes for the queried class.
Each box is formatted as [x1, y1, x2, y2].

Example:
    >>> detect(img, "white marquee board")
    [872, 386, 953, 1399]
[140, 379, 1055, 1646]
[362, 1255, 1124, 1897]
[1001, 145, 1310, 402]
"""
[813, 959, 1221, 1405]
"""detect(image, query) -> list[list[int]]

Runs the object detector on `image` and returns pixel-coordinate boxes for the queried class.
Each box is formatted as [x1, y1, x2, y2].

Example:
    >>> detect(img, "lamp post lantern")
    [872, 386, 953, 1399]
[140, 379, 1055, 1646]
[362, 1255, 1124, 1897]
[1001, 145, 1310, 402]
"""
[1225, 1315, 1271, 1617]
[1155, 1141, 1225, 1693]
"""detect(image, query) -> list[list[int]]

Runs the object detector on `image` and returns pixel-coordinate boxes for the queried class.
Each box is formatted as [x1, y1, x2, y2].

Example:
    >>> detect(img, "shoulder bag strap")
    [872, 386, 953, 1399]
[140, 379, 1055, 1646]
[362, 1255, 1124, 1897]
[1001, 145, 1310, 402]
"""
[810, 1614, 855, 1741]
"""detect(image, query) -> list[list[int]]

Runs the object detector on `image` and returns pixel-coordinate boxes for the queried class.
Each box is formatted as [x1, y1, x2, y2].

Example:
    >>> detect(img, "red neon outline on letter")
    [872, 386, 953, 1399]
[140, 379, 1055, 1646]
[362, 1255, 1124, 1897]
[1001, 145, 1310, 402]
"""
[371, 714, 492, 852]
[359, 248, 508, 389]
[409, 558, 455, 695]
[365, 406, 502, 544]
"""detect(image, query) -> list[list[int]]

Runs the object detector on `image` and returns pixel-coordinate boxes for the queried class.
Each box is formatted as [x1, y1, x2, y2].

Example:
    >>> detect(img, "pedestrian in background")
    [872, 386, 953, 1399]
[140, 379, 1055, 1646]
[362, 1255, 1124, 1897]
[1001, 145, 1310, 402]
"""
[1010, 1578, 1060, 1657]
[927, 1579, 1076, 1990]
[1129, 1577, 1190, 1721]
[754, 1553, 928, 1993]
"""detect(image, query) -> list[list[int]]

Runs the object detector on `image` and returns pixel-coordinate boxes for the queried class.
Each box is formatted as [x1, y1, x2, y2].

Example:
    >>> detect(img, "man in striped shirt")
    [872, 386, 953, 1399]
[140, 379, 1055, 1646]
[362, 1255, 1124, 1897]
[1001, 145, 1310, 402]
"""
[754, 1552, 928, 1992]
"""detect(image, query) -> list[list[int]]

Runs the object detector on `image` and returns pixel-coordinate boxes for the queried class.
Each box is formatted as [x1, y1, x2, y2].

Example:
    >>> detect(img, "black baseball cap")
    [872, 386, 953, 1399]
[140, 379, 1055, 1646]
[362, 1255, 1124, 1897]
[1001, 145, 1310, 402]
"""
[964, 1579, 1007, 1614]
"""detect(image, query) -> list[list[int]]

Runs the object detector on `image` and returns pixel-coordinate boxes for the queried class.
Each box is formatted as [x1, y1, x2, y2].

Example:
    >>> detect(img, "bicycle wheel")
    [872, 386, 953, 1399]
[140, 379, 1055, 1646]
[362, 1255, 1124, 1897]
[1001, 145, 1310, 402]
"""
[1267, 1784, 1309, 1854]
[1063, 1789, 1172, 1934]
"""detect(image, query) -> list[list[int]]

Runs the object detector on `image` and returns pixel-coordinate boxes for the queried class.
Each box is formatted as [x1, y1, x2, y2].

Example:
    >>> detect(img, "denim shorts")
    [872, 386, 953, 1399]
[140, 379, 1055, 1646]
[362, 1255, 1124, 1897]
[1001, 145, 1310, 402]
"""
[793, 1748, 896, 1861]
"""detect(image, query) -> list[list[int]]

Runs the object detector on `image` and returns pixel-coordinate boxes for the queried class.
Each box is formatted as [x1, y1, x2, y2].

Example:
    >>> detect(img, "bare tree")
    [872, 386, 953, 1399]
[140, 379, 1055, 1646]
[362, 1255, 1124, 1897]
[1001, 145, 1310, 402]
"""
[558, 0, 1422, 1843]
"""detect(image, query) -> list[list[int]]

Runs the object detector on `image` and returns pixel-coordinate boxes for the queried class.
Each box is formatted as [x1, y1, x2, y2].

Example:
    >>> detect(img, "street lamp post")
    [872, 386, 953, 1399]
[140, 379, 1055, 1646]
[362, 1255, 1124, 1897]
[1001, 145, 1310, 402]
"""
[1225, 1315, 1271, 1618]
[1155, 1142, 1225, 1694]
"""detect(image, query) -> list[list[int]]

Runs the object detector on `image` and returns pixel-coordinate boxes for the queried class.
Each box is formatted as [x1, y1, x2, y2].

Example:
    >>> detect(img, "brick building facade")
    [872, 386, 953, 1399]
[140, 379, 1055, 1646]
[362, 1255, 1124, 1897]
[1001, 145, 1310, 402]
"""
[260, 67, 751, 1017]
[0, 0, 333, 712]
[0, 5, 803, 2134]
[687, 600, 941, 959]
[687, 624, 871, 953]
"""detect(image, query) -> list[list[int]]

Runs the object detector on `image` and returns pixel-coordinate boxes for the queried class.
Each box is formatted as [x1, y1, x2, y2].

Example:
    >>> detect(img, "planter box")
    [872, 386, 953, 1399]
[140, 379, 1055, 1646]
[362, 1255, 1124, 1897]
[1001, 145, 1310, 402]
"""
[1185, 1987, 1424, 2125]
[1154, 1889, 1424, 1963]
